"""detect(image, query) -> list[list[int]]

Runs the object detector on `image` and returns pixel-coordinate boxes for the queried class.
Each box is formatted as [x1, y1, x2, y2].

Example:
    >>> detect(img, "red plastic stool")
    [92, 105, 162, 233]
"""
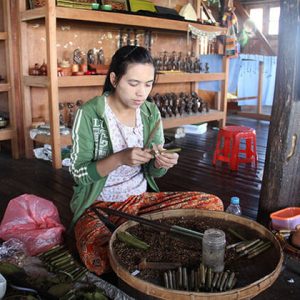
[213, 126, 258, 170]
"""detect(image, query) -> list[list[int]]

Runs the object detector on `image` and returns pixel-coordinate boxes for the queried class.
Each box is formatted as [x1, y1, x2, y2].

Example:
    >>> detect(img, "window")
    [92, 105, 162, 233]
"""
[250, 8, 263, 32]
[268, 6, 280, 35]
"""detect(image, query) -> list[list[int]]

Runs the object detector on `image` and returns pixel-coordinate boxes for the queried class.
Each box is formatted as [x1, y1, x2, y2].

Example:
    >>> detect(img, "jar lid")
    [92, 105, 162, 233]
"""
[203, 228, 226, 245]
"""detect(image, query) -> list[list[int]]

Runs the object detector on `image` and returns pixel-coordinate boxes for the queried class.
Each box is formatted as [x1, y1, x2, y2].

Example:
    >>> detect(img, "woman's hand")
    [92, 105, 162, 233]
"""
[120, 147, 153, 166]
[153, 145, 179, 169]
[96, 147, 153, 177]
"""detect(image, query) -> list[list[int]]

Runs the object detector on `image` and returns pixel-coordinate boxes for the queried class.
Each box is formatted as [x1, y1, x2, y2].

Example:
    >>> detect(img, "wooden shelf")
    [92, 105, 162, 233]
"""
[162, 110, 225, 129]
[58, 75, 105, 87]
[23, 76, 48, 87]
[19, 1, 228, 169]
[32, 110, 224, 145]
[24, 75, 104, 87]
[23, 72, 226, 88]
[34, 133, 72, 146]
[0, 83, 9, 92]
[21, 6, 226, 33]
[0, 126, 14, 141]
[0, 32, 8, 40]
[0, 1, 18, 159]
[157, 72, 225, 83]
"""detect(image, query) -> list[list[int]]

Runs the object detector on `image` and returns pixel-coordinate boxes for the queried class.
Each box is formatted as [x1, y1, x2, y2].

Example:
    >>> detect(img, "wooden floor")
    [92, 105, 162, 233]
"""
[0, 115, 299, 299]
[0, 115, 267, 226]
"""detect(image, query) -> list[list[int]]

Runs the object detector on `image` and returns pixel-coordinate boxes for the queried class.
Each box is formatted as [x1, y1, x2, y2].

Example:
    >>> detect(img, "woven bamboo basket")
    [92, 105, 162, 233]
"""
[109, 209, 283, 300]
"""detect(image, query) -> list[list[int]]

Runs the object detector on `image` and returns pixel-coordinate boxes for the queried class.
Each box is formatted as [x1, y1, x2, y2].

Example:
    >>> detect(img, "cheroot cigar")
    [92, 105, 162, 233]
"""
[151, 147, 182, 155]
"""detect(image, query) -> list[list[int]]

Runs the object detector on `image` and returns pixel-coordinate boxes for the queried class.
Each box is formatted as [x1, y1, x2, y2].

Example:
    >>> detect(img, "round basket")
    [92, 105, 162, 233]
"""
[109, 209, 283, 300]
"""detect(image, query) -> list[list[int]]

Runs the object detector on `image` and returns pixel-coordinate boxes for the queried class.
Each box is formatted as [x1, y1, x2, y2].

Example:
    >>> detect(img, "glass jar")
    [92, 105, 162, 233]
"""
[202, 228, 226, 272]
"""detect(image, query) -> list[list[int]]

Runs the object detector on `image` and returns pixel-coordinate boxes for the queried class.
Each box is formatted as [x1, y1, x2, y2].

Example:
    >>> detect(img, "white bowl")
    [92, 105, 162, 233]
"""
[0, 273, 7, 299]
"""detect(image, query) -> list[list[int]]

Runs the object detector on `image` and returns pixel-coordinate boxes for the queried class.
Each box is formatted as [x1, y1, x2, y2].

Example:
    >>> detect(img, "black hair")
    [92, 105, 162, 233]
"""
[102, 46, 157, 94]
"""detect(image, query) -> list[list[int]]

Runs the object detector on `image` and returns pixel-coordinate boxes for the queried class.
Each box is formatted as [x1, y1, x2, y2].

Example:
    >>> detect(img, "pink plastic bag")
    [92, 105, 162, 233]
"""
[0, 194, 65, 255]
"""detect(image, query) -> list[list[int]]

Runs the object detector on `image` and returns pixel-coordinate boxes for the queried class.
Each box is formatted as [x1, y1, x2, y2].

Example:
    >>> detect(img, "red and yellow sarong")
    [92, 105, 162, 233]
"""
[74, 191, 223, 275]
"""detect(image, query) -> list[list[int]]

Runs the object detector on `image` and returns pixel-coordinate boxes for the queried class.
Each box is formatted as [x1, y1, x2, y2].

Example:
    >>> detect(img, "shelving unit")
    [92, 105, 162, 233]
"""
[0, 0, 18, 158]
[19, 0, 228, 169]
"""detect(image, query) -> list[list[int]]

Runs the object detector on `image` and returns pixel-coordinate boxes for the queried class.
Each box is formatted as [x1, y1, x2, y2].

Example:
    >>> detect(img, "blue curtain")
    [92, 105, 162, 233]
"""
[198, 54, 277, 106]
[237, 54, 277, 106]
[198, 54, 240, 93]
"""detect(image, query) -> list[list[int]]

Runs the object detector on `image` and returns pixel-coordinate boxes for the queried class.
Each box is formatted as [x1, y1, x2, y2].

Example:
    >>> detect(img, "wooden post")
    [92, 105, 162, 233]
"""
[257, 61, 264, 115]
[10, 0, 23, 157]
[3, 0, 19, 159]
[220, 56, 229, 127]
[258, 0, 300, 223]
[46, 0, 61, 169]
[19, 0, 33, 159]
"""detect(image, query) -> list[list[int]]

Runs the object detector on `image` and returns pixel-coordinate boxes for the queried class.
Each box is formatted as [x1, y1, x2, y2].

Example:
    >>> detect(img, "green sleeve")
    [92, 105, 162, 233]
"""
[69, 108, 104, 185]
[145, 106, 167, 178]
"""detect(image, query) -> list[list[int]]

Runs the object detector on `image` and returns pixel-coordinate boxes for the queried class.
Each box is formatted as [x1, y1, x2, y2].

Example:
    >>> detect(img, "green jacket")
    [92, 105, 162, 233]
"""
[69, 93, 167, 226]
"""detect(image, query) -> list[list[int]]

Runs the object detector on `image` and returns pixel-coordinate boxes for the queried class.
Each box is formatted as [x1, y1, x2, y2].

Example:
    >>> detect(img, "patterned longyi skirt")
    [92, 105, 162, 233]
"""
[75, 191, 223, 275]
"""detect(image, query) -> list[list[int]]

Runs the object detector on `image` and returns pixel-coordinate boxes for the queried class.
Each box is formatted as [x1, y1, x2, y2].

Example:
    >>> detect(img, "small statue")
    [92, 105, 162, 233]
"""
[203, 102, 210, 113]
[177, 52, 183, 71]
[73, 48, 83, 64]
[205, 62, 210, 73]
[170, 51, 177, 71]
[193, 57, 200, 73]
[185, 53, 193, 73]
[192, 98, 200, 113]
[162, 51, 168, 71]
[87, 49, 96, 71]
[160, 105, 167, 118]
[153, 93, 161, 108]
[154, 56, 162, 71]
[147, 96, 154, 103]
[185, 99, 193, 114]
[199, 62, 204, 73]
[39, 61, 47, 76]
[66, 102, 75, 128]
[178, 99, 185, 115]
[76, 99, 83, 109]
[58, 103, 65, 126]
[97, 48, 105, 65]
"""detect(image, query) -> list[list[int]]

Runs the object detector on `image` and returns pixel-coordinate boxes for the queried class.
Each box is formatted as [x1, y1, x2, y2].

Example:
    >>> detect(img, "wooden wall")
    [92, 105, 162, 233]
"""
[12, 0, 219, 138]
[26, 17, 199, 121]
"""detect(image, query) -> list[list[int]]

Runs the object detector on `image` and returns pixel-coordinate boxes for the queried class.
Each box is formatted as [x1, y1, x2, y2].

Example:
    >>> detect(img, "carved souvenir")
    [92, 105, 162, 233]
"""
[97, 48, 105, 65]
[199, 62, 204, 73]
[76, 99, 83, 108]
[119, 28, 123, 48]
[162, 51, 168, 71]
[205, 62, 210, 73]
[151, 92, 209, 118]
[133, 29, 138, 46]
[154, 56, 162, 71]
[126, 29, 131, 46]
[177, 52, 183, 71]
[185, 56, 192, 73]
[40, 61, 47, 75]
[73, 48, 83, 65]
[178, 99, 185, 115]
[87, 49, 96, 71]
[66, 102, 75, 128]
[194, 57, 200, 73]
[58, 103, 65, 126]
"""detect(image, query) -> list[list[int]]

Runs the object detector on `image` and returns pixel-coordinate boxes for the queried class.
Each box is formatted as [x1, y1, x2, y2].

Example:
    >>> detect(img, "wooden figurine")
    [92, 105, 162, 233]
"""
[205, 62, 210, 73]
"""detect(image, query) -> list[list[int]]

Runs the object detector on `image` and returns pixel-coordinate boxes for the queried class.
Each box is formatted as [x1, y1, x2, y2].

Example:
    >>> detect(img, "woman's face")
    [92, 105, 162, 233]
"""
[111, 63, 155, 110]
